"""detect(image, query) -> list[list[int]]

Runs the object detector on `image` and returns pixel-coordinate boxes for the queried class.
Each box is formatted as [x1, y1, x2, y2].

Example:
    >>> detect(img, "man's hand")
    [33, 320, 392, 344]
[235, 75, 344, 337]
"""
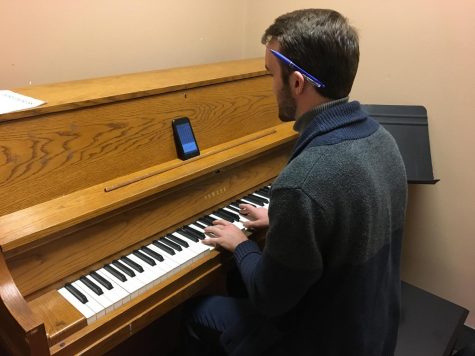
[240, 204, 269, 230]
[203, 220, 248, 252]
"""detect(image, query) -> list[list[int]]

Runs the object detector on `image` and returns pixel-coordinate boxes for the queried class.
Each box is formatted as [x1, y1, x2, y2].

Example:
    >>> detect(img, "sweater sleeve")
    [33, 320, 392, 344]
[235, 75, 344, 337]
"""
[233, 187, 325, 317]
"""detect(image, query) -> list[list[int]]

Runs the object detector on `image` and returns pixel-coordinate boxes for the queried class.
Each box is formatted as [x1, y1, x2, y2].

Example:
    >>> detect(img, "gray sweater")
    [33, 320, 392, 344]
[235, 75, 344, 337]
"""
[226, 101, 407, 356]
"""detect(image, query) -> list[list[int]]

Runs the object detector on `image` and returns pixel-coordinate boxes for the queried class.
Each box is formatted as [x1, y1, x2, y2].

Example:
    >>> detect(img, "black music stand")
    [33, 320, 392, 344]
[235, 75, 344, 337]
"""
[363, 104, 439, 184]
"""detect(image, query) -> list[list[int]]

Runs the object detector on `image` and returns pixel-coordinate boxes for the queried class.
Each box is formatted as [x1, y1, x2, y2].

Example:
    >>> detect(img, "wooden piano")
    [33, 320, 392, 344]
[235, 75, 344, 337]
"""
[0, 59, 297, 355]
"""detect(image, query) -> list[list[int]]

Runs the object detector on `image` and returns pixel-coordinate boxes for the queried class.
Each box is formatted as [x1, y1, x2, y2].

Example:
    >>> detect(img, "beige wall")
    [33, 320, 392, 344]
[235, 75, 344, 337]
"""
[1, 0, 474, 327]
[0, 0, 247, 87]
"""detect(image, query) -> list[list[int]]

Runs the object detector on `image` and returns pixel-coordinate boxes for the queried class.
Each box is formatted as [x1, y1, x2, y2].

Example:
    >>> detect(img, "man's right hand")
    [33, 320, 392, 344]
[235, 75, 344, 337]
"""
[239, 203, 269, 229]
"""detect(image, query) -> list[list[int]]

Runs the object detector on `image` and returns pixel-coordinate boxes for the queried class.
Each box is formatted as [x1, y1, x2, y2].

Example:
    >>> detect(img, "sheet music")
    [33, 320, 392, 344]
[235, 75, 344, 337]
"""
[0, 90, 45, 114]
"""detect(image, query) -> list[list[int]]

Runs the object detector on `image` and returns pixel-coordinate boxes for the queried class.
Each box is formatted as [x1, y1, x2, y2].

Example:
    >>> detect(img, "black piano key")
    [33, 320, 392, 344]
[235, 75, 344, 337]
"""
[133, 249, 156, 266]
[79, 275, 103, 296]
[199, 215, 215, 225]
[112, 260, 136, 277]
[141, 246, 164, 262]
[236, 199, 258, 207]
[218, 208, 240, 221]
[167, 234, 189, 248]
[90, 271, 113, 290]
[256, 188, 270, 198]
[182, 226, 205, 240]
[121, 256, 144, 273]
[177, 228, 199, 243]
[186, 225, 206, 240]
[160, 237, 182, 251]
[216, 208, 239, 222]
[243, 195, 265, 206]
[254, 189, 269, 200]
[65, 282, 88, 304]
[250, 193, 269, 204]
[213, 209, 235, 222]
[195, 220, 208, 229]
[203, 215, 216, 224]
[104, 264, 127, 282]
[226, 204, 240, 213]
[153, 240, 176, 255]
[230, 200, 243, 208]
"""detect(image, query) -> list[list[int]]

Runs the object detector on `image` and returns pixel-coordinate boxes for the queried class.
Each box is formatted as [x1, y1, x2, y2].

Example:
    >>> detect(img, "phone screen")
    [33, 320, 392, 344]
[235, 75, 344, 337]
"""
[176, 122, 198, 154]
[172, 117, 200, 160]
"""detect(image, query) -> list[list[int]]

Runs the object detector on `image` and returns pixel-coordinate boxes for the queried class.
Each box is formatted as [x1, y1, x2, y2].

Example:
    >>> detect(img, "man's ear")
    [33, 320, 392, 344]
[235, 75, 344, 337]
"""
[289, 71, 306, 96]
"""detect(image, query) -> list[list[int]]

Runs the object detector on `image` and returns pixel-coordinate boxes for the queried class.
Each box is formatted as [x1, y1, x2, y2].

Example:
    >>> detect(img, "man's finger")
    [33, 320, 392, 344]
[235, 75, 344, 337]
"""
[202, 237, 217, 246]
[243, 220, 257, 229]
[212, 219, 230, 226]
[216, 219, 232, 226]
[204, 226, 220, 236]
[203, 237, 224, 250]
[239, 204, 255, 216]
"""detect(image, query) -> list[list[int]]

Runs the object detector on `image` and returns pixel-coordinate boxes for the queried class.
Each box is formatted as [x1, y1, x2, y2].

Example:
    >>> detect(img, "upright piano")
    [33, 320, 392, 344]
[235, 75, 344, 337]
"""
[0, 59, 297, 355]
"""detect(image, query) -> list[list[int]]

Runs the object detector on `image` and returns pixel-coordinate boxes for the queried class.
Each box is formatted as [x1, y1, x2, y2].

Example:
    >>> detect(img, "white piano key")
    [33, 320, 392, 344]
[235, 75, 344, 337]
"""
[190, 222, 207, 233]
[222, 207, 260, 236]
[89, 271, 125, 305]
[170, 239, 209, 263]
[151, 241, 187, 266]
[146, 244, 182, 271]
[165, 244, 195, 267]
[76, 278, 115, 315]
[172, 232, 210, 254]
[239, 198, 258, 207]
[185, 224, 206, 239]
[126, 254, 164, 288]
[101, 265, 143, 299]
[58, 287, 96, 324]
[113, 259, 151, 294]
[193, 220, 207, 229]
[139, 246, 177, 277]
[228, 203, 241, 211]
[167, 240, 201, 263]
[170, 243, 196, 267]
[188, 224, 217, 249]
[186, 224, 216, 251]
[133, 252, 170, 285]
[123, 255, 156, 288]
[152, 259, 178, 281]
[252, 192, 269, 203]
[222, 207, 250, 223]
[161, 236, 196, 256]
[95, 268, 130, 305]
[233, 220, 246, 230]
[71, 281, 105, 319]
[208, 213, 245, 231]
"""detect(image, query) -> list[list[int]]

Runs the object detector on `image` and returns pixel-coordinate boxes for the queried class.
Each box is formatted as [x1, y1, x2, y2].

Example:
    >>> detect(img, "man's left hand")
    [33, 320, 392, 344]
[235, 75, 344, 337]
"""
[202, 219, 248, 252]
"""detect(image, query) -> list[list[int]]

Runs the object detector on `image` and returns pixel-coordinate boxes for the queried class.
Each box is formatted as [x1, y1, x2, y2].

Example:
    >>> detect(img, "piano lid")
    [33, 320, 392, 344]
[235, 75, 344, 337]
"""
[363, 104, 438, 184]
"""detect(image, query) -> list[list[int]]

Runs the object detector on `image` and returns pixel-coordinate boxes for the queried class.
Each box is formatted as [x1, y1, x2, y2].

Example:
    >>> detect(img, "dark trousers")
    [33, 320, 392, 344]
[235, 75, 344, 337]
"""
[175, 266, 255, 356]
[179, 296, 255, 356]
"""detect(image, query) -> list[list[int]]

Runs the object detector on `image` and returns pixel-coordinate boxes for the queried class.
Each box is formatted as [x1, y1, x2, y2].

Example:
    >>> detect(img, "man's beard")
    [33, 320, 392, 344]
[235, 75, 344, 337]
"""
[277, 82, 297, 122]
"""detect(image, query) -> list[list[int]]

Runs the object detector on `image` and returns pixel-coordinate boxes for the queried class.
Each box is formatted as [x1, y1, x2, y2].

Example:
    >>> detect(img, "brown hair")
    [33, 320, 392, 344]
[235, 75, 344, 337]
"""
[262, 9, 359, 99]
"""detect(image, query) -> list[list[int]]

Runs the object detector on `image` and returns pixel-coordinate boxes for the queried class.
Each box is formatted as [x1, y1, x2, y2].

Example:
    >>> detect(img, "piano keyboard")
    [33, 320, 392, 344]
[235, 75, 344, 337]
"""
[58, 186, 271, 324]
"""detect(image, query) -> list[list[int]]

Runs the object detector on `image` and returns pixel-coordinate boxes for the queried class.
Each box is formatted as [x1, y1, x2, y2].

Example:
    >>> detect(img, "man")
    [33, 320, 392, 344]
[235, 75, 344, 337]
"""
[183, 8, 407, 356]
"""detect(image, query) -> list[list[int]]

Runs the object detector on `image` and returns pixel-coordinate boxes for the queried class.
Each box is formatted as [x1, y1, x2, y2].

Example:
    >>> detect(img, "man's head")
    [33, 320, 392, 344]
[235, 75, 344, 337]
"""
[262, 9, 359, 120]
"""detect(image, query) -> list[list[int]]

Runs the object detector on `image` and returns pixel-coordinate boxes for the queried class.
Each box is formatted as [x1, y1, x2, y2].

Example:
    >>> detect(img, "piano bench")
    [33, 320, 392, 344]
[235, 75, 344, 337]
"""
[395, 281, 469, 356]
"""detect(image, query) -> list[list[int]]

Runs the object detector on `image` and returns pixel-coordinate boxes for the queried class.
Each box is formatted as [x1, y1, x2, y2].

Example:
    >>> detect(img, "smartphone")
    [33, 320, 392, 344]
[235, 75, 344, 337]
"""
[172, 117, 200, 160]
